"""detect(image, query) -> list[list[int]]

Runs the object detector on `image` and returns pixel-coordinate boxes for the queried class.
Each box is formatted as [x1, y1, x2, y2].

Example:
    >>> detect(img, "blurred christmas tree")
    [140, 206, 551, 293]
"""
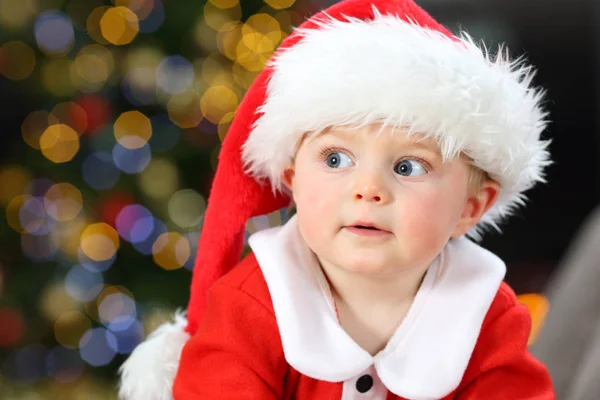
[0, 0, 312, 398]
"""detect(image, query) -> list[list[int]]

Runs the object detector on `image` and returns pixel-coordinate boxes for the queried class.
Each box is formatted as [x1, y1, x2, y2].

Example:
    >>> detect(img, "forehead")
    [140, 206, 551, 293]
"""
[306, 124, 441, 153]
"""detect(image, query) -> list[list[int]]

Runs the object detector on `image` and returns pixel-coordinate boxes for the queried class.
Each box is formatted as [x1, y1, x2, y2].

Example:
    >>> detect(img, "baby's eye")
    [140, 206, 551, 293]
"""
[394, 159, 427, 176]
[325, 151, 353, 169]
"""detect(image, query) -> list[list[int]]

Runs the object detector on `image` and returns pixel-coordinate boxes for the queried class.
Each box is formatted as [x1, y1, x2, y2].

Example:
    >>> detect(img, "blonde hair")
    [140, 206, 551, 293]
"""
[468, 165, 491, 195]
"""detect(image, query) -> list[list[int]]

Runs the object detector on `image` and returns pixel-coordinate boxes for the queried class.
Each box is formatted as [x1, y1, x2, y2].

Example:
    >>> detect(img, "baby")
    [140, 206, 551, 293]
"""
[119, 0, 555, 399]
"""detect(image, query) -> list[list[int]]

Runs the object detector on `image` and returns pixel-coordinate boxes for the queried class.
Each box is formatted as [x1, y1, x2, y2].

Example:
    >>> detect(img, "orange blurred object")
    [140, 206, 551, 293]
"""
[517, 293, 550, 346]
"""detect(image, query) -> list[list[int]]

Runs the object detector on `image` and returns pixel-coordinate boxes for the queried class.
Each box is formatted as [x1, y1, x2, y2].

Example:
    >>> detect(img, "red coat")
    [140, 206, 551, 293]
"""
[173, 253, 554, 399]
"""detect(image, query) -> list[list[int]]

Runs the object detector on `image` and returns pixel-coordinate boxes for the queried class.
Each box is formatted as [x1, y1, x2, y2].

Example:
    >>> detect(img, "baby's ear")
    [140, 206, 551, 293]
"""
[281, 167, 295, 191]
[451, 179, 500, 238]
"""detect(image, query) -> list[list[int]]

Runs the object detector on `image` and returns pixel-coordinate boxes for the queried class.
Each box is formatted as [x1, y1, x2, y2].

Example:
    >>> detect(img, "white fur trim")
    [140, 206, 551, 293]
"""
[242, 10, 550, 238]
[118, 312, 189, 400]
[248, 215, 506, 399]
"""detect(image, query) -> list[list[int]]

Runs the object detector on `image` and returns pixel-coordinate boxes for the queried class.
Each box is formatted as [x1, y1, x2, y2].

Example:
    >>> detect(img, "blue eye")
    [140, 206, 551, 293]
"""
[394, 160, 427, 176]
[325, 152, 353, 169]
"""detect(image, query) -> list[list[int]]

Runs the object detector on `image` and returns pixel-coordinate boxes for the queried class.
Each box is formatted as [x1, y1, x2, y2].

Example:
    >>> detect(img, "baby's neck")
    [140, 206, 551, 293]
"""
[319, 258, 428, 310]
[319, 258, 429, 355]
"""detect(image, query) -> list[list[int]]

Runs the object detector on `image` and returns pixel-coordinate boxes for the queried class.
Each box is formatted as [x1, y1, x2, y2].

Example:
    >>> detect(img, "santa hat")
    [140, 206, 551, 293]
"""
[118, 0, 550, 398]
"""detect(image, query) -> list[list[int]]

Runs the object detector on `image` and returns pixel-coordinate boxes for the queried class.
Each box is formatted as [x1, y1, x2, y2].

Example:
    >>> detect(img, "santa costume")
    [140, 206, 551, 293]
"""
[118, 0, 555, 399]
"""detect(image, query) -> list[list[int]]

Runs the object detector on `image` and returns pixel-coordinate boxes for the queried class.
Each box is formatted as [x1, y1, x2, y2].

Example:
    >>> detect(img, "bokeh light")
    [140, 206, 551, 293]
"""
[21, 233, 59, 262]
[0, 41, 36, 80]
[49, 102, 89, 135]
[138, 158, 179, 201]
[209, 0, 240, 8]
[100, 6, 139, 45]
[54, 311, 92, 349]
[115, 204, 155, 243]
[200, 85, 239, 124]
[41, 59, 77, 97]
[107, 320, 144, 354]
[98, 292, 136, 331]
[86, 6, 111, 45]
[76, 95, 112, 135]
[152, 232, 191, 270]
[19, 196, 56, 235]
[0, 0, 38, 31]
[265, 0, 296, 10]
[204, 1, 242, 32]
[21, 111, 51, 150]
[82, 152, 121, 190]
[167, 189, 205, 229]
[40, 283, 79, 321]
[0, 165, 32, 206]
[78, 249, 116, 273]
[132, 218, 167, 255]
[39, 124, 80, 163]
[70, 45, 115, 93]
[80, 223, 120, 262]
[138, 0, 165, 33]
[78, 328, 117, 366]
[112, 141, 152, 174]
[65, 266, 104, 302]
[34, 11, 75, 57]
[44, 183, 83, 222]
[157, 56, 195, 95]
[114, 111, 152, 149]
[0, 307, 26, 348]
[167, 90, 203, 128]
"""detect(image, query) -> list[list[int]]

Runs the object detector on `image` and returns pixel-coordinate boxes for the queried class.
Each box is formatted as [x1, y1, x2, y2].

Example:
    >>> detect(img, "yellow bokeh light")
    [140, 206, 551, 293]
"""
[152, 232, 191, 270]
[204, 1, 241, 32]
[54, 311, 92, 349]
[232, 61, 260, 89]
[5, 195, 30, 233]
[0, 165, 32, 206]
[236, 32, 276, 72]
[114, 111, 152, 149]
[0, 0, 38, 31]
[138, 158, 179, 200]
[44, 183, 83, 222]
[22, 110, 51, 150]
[217, 21, 242, 61]
[39, 124, 80, 163]
[167, 90, 203, 129]
[264, 0, 296, 10]
[208, 0, 239, 9]
[52, 215, 87, 259]
[80, 223, 119, 262]
[86, 6, 110, 45]
[200, 85, 239, 124]
[100, 6, 139, 45]
[194, 20, 218, 53]
[71, 44, 114, 92]
[0, 41, 36, 80]
[41, 59, 76, 97]
[167, 189, 205, 229]
[40, 283, 80, 321]
[243, 13, 282, 44]
[199, 54, 231, 85]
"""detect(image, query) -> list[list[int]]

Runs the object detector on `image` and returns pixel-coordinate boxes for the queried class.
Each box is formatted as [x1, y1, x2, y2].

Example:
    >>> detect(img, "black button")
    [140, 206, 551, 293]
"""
[356, 374, 374, 393]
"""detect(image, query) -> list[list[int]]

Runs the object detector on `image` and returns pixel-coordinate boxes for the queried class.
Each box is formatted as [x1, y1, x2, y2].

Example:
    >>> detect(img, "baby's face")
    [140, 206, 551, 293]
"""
[283, 124, 482, 276]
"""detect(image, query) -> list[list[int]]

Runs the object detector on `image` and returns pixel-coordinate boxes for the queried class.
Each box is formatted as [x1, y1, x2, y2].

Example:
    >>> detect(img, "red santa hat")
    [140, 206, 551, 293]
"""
[119, 0, 549, 398]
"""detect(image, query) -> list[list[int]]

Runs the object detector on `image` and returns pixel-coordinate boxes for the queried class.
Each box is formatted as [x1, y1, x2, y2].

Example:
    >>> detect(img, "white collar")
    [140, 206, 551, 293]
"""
[248, 216, 506, 400]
